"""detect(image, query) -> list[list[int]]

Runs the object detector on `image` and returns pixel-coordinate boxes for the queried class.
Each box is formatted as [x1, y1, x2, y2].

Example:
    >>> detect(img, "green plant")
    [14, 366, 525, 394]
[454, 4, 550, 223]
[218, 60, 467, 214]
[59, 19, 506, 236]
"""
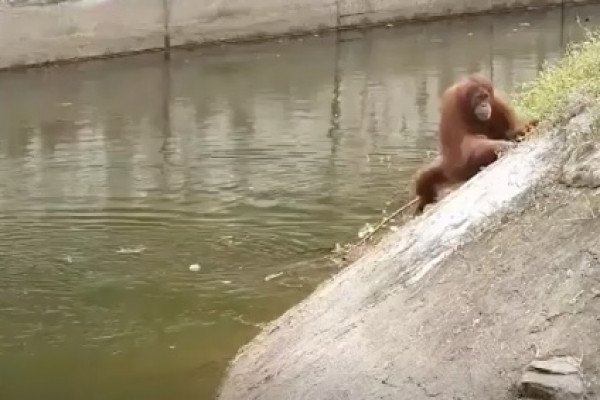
[514, 29, 600, 121]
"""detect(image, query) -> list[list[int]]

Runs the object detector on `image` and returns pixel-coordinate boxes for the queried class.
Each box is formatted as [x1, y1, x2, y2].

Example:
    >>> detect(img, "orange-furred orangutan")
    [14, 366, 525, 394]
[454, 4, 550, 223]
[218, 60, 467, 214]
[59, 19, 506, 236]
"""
[413, 74, 537, 214]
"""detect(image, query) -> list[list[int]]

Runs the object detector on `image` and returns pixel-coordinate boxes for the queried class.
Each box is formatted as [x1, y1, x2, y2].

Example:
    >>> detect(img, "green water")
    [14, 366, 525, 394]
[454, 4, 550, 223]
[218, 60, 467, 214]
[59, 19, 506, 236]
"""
[0, 3, 598, 399]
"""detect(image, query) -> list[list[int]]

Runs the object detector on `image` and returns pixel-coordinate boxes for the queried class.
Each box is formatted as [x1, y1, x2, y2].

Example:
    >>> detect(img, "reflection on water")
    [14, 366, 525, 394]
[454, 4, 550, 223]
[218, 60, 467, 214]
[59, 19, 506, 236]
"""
[0, 4, 598, 399]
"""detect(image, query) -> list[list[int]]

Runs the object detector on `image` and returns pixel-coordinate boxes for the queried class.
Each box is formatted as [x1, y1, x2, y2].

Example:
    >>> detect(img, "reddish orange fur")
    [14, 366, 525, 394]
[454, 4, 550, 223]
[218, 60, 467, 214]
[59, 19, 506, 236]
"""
[413, 74, 534, 214]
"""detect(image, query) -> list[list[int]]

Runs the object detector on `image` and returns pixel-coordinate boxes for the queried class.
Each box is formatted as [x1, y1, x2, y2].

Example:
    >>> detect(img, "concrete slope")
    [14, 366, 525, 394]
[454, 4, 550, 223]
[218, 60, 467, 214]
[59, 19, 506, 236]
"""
[217, 106, 597, 399]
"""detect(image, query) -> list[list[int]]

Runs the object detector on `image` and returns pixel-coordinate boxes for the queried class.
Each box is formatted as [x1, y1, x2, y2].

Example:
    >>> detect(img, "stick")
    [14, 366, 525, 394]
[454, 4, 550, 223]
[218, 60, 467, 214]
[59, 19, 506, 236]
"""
[357, 197, 418, 245]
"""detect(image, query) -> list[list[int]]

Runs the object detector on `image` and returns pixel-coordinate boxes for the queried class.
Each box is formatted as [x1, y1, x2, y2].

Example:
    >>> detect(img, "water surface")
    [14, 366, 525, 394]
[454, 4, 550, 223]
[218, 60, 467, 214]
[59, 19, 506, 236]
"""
[0, 4, 598, 399]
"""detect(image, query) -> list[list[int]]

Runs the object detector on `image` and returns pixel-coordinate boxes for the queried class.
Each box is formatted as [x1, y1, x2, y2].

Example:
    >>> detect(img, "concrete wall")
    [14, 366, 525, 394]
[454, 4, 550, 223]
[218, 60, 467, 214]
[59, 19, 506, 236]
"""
[0, 0, 164, 68]
[0, 0, 594, 70]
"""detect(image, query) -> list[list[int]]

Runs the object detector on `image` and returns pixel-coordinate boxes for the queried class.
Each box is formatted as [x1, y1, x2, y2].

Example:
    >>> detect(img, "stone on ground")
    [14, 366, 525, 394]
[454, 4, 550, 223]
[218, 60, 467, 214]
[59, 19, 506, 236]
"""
[518, 356, 584, 400]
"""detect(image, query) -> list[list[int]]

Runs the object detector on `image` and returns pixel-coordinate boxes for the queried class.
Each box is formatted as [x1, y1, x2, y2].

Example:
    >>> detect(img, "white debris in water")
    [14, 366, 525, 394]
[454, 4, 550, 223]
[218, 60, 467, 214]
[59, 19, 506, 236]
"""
[59, 102, 72, 107]
[220, 235, 236, 246]
[519, 22, 531, 27]
[333, 243, 344, 254]
[233, 314, 263, 328]
[357, 223, 375, 239]
[169, 345, 176, 350]
[116, 245, 146, 254]
[63, 255, 73, 264]
[279, 281, 303, 288]
[264, 272, 283, 282]
[386, 23, 394, 27]
[221, 280, 232, 284]
[189, 264, 201, 272]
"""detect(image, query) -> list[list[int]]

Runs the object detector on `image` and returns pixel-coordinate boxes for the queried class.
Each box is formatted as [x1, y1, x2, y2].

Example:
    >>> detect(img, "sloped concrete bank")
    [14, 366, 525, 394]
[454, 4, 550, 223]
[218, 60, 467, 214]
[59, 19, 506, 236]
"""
[218, 99, 600, 399]
[0, 0, 597, 70]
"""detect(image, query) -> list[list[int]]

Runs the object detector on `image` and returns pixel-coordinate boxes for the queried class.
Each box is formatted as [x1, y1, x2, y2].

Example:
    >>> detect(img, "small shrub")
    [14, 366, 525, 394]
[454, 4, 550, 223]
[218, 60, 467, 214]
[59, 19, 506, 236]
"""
[515, 28, 600, 121]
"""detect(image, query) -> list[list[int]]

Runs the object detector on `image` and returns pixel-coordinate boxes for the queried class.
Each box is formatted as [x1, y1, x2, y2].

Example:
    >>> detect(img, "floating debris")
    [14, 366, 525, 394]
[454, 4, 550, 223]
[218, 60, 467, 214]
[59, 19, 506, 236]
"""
[333, 243, 344, 254]
[63, 255, 73, 264]
[386, 23, 394, 27]
[519, 22, 531, 27]
[264, 272, 284, 282]
[116, 245, 146, 254]
[233, 314, 264, 328]
[189, 264, 201, 272]
[221, 280, 232, 285]
[467, 32, 474, 36]
[279, 281, 303, 288]
[357, 223, 375, 239]
[219, 235, 239, 247]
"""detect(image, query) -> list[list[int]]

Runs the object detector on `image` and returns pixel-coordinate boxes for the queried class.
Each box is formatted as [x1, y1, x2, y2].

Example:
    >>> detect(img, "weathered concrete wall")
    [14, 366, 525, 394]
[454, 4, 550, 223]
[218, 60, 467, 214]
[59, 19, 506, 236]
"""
[169, 0, 337, 47]
[337, 0, 564, 25]
[0, 0, 164, 68]
[0, 0, 596, 70]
